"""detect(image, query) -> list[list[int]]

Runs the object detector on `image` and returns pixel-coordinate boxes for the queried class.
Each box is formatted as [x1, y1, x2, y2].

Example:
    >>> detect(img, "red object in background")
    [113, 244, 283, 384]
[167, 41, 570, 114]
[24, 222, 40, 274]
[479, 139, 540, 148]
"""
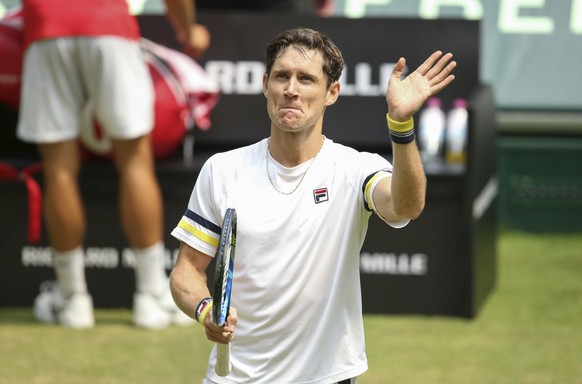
[0, 162, 43, 244]
[0, 9, 23, 109]
[0, 9, 220, 161]
[80, 53, 193, 160]
[0, 8, 220, 244]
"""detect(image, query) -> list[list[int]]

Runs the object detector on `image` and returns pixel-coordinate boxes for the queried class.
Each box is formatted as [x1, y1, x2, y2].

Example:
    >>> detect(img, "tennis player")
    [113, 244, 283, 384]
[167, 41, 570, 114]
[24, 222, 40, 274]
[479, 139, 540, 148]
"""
[18, 0, 209, 329]
[170, 27, 456, 383]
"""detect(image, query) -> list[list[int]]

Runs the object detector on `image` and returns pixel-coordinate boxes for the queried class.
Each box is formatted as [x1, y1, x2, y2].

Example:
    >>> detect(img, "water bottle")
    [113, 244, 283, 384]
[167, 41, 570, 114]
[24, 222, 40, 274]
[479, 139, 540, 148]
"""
[418, 97, 446, 164]
[445, 98, 469, 164]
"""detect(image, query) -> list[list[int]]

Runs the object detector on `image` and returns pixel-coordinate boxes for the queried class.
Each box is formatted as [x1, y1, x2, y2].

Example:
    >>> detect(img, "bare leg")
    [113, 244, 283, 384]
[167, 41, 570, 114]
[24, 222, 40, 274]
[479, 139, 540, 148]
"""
[111, 134, 180, 328]
[34, 140, 93, 328]
[111, 133, 166, 296]
[38, 140, 88, 296]
[38, 140, 85, 251]
[110, 134, 163, 249]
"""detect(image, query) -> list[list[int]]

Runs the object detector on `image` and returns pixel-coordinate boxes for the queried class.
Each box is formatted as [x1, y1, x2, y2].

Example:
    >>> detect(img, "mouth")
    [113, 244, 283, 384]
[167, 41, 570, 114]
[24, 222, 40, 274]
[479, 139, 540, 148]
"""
[279, 104, 301, 111]
[279, 106, 302, 115]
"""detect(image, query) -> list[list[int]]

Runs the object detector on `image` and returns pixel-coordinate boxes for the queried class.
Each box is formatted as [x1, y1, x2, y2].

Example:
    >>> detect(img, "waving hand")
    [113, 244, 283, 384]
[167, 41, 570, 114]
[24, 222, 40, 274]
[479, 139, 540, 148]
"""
[387, 51, 456, 121]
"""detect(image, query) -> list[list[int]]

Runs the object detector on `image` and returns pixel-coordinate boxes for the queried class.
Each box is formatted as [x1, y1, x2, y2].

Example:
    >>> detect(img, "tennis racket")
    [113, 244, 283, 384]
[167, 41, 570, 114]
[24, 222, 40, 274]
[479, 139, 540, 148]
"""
[212, 208, 237, 377]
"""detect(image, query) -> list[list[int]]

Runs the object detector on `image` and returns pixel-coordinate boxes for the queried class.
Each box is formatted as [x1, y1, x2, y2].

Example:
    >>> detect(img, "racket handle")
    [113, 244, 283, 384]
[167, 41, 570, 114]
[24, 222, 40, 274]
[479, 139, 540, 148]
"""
[215, 342, 231, 376]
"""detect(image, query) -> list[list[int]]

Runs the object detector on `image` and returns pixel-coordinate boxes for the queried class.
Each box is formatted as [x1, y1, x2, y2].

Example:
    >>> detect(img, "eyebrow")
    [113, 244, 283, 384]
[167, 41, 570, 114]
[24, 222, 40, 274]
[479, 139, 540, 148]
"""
[271, 65, 321, 79]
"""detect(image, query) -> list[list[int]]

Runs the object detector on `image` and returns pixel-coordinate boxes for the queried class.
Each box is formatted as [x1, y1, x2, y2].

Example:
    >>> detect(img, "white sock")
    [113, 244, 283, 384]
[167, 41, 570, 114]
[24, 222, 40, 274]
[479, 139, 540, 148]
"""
[53, 247, 87, 298]
[134, 241, 167, 297]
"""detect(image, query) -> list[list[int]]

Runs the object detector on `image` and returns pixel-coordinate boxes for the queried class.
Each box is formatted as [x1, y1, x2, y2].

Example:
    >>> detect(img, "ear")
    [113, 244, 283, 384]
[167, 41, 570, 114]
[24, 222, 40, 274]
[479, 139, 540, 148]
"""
[263, 73, 268, 98]
[324, 81, 340, 107]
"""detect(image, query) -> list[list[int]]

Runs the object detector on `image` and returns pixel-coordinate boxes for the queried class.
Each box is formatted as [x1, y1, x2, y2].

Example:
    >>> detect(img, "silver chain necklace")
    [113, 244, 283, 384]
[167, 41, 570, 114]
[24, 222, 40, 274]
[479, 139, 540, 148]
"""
[266, 136, 325, 195]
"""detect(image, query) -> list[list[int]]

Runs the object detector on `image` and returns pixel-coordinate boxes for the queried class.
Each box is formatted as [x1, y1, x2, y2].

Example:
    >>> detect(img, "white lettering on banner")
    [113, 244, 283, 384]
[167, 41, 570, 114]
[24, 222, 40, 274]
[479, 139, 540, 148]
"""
[122, 247, 175, 269]
[499, 0, 554, 34]
[122, 248, 137, 268]
[360, 252, 428, 275]
[21, 246, 53, 267]
[340, 63, 396, 96]
[206, 61, 396, 96]
[205, 61, 264, 95]
[419, 0, 483, 19]
[343, 0, 582, 35]
[235, 61, 264, 95]
[206, 61, 236, 94]
[572, 0, 582, 33]
[20, 246, 179, 269]
[85, 247, 119, 269]
[344, 0, 392, 18]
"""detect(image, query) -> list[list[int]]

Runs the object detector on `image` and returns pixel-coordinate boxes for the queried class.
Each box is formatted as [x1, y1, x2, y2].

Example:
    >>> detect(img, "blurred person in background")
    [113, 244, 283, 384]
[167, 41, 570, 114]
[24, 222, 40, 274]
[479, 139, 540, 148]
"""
[17, 0, 210, 329]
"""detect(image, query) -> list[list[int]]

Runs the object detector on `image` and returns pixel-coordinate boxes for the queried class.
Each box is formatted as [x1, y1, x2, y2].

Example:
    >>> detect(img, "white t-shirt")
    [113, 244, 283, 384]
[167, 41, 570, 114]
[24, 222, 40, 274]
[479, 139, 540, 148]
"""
[171, 138, 408, 384]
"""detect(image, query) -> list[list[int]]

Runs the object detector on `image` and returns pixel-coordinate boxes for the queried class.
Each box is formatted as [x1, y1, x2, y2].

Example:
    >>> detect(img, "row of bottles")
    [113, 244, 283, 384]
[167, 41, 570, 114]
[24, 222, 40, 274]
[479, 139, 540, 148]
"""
[417, 97, 468, 165]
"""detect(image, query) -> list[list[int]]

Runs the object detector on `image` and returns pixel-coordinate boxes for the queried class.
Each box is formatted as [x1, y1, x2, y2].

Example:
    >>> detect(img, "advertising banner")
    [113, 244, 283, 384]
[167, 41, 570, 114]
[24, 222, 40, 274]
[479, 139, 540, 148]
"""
[333, 0, 582, 110]
[0, 12, 494, 317]
[1, 0, 567, 110]
[137, 13, 479, 151]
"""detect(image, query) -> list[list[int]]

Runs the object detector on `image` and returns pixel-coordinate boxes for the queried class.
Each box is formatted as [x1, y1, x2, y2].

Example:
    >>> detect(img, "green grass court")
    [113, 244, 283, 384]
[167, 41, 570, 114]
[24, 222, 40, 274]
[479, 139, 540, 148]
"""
[1, 230, 581, 384]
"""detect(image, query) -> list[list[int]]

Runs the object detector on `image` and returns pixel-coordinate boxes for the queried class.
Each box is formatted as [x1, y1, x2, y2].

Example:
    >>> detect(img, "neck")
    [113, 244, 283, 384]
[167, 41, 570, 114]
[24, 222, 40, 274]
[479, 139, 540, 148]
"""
[268, 132, 325, 167]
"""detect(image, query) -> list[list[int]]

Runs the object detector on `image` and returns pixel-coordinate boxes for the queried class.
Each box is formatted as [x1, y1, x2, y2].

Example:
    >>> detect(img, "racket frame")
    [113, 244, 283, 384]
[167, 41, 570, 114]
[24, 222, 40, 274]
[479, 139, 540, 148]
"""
[212, 208, 237, 377]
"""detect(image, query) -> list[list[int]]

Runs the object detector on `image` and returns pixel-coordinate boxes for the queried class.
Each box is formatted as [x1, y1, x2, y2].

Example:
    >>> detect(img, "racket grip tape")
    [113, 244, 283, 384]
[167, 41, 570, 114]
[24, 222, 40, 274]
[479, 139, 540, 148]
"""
[215, 342, 231, 376]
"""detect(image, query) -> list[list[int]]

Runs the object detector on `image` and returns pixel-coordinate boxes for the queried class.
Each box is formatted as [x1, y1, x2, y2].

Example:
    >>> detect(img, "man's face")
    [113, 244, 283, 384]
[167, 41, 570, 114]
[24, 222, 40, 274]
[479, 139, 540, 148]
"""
[263, 46, 339, 134]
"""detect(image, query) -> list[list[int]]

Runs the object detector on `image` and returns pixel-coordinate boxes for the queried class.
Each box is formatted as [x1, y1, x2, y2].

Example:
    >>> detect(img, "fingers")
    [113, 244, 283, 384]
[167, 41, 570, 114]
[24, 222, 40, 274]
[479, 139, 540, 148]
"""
[205, 307, 238, 344]
[430, 71, 456, 95]
[416, 50, 444, 76]
[416, 50, 456, 95]
[390, 57, 406, 81]
[417, 51, 455, 77]
[227, 307, 239, 326]
[429, 58, 456, 95]
[205, 322, 235, 344]
[386, 50, 456, 116]
[427, 54, 456, 84]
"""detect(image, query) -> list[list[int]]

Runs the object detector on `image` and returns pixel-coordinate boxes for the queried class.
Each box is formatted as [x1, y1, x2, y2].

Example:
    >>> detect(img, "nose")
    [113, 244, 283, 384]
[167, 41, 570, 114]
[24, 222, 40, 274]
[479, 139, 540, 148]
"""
[284, 78, 299, 97]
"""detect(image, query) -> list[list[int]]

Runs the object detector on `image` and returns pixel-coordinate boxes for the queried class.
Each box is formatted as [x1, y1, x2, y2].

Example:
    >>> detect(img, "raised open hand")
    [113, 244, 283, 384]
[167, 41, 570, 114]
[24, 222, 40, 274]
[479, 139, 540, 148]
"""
[387, 51, 456, 121]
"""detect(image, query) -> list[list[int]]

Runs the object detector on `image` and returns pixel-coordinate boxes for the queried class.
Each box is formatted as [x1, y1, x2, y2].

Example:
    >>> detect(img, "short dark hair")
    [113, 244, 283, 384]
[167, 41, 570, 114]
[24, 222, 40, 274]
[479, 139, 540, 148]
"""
[264, 28, 344, 87]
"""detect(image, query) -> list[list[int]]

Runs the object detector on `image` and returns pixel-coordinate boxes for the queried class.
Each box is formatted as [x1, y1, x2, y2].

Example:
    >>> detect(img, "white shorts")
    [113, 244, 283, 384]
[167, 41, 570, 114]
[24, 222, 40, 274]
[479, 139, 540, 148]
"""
[17, 36, 154, 143]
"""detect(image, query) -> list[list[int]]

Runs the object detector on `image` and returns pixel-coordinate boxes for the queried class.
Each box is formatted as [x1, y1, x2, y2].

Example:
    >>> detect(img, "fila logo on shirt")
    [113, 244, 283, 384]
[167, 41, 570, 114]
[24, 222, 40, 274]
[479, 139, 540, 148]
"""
[313, 188, 329, 204]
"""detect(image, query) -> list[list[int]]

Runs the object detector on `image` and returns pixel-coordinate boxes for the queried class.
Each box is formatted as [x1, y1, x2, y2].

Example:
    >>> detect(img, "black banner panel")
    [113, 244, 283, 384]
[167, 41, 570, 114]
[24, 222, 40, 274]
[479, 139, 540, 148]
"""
[138, 13, 480, 152]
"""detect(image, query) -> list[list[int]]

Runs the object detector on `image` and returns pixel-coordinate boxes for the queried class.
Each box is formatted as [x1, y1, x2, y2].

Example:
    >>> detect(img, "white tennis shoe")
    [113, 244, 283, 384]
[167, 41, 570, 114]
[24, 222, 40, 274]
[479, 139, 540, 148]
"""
[133, 285, 194, 329]
[33, 281, 95, 329]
